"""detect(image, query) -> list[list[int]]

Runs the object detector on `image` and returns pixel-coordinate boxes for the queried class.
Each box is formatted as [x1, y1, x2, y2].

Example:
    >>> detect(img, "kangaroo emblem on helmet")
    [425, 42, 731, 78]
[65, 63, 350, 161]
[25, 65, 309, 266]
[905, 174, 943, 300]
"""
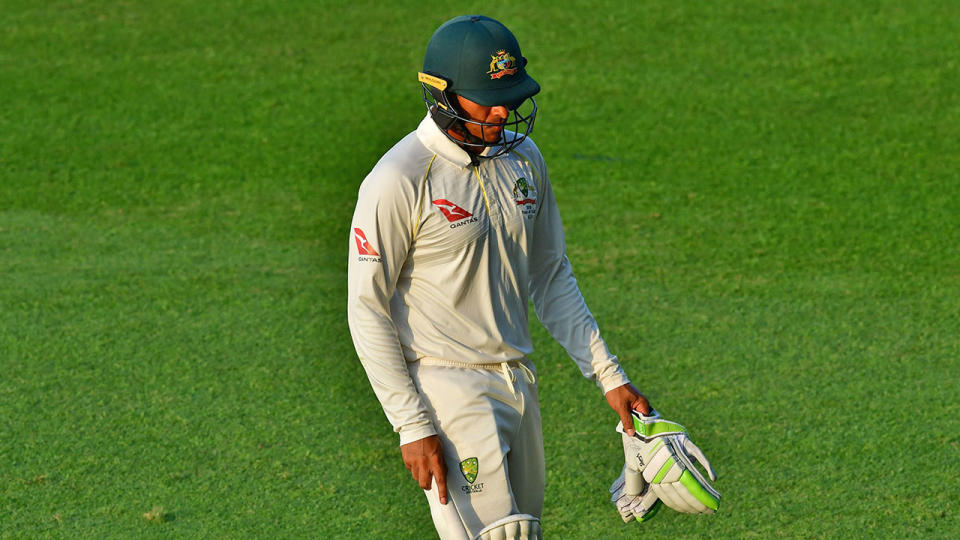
[488, 50, 518, 79]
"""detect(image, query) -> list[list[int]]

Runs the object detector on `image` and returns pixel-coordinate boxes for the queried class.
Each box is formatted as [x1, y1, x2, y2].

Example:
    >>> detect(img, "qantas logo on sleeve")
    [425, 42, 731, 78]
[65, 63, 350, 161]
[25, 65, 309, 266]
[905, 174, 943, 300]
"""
[353, 228, 381, 260]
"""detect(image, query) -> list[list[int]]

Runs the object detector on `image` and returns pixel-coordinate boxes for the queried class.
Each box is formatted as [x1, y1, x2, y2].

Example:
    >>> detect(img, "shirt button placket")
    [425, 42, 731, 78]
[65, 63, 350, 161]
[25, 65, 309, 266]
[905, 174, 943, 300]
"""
[481, 166, 502, 227]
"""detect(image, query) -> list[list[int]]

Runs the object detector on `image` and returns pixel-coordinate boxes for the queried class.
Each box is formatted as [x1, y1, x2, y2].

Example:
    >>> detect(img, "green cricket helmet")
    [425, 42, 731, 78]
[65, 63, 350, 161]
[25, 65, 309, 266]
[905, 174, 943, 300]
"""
[419, 15, 540, 157]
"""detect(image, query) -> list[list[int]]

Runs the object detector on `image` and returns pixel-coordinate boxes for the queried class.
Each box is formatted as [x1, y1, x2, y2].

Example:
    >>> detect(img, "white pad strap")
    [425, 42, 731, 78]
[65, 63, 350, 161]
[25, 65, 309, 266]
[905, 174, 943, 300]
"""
[474, 514, 542, 540]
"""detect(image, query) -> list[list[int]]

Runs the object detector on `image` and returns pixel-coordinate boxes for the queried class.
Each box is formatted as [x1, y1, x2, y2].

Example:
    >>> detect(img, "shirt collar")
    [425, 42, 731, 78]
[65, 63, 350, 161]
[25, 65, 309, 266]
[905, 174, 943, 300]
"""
[416, 115, 499, 168]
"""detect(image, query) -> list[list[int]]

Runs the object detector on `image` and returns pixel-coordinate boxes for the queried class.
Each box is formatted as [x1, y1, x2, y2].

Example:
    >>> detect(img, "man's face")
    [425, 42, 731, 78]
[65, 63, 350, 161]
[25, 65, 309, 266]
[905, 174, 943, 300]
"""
[456, 95, 509, 143]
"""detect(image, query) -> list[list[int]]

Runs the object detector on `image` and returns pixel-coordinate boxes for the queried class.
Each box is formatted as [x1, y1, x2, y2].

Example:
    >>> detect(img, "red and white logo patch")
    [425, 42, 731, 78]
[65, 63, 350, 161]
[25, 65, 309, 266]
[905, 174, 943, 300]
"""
[432, 199, 474, 223]
[353, 228, 380, 256]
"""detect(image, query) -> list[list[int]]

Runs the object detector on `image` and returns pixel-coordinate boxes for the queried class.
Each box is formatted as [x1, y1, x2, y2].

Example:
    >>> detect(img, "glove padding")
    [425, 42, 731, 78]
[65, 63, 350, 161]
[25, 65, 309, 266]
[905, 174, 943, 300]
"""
[609, 466, 662, 523]
[617, 410, 720, 514]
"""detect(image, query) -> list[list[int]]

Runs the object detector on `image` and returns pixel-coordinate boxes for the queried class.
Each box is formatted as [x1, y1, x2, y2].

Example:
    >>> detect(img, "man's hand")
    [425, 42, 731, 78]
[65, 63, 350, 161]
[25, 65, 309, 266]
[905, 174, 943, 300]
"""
[605, 383, 651, 437]
[400, 435, 448, 504]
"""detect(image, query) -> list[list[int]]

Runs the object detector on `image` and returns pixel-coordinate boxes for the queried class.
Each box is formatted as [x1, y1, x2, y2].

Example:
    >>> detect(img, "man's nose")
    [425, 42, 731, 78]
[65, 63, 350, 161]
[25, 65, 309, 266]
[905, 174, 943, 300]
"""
[490, 106, 509, 122]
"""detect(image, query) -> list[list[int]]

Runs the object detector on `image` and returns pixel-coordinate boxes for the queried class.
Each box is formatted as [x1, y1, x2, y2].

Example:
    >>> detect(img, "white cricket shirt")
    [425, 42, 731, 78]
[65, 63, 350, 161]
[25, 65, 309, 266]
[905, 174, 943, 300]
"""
[348, 116, 630, 444]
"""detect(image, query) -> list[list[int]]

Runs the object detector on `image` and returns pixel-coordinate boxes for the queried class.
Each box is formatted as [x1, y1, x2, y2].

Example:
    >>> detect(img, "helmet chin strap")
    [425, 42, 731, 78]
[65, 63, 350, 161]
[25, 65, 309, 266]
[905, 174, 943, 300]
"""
[427, 90, 496, 157]
[447, 122, 490, 166]
[446, 119, 490, 151]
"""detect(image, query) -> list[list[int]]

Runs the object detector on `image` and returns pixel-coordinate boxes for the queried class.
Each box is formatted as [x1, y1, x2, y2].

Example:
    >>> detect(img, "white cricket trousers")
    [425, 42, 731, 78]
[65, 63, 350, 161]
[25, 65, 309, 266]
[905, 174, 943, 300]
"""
[408, 358, 545, 540]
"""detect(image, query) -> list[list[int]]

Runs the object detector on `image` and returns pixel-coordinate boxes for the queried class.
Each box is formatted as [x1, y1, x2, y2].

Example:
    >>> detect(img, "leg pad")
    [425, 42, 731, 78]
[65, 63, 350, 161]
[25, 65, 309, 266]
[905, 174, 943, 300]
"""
[475, 514, 542, 540]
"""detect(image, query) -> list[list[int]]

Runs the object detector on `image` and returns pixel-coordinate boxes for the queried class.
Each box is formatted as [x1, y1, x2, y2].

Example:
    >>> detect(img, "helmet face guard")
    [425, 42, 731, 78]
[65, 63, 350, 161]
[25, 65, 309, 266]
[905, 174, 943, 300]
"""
[419, 71, 537, 158]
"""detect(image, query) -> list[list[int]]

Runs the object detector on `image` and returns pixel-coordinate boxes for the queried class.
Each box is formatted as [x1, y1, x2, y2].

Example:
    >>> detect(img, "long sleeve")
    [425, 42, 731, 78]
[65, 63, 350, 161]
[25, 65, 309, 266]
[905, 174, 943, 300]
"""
[347, 162, 436, 445]
[527, 166, 630, 394]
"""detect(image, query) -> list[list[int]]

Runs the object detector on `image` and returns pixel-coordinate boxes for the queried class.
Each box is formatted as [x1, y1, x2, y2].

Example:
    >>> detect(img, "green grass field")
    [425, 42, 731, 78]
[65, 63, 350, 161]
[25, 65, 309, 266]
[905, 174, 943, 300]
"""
[2, 1, 958, 537]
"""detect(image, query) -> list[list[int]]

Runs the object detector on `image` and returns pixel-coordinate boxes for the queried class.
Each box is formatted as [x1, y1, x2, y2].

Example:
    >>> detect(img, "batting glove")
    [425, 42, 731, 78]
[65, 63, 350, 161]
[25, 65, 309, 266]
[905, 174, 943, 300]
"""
[617, 410, 721, 514]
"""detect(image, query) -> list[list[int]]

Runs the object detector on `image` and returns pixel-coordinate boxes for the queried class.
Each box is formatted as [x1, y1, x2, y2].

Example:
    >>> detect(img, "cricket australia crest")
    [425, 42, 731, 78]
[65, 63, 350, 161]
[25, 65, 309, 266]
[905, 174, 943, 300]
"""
[459, 457, 479, 484]
[513, 177, 537, 218]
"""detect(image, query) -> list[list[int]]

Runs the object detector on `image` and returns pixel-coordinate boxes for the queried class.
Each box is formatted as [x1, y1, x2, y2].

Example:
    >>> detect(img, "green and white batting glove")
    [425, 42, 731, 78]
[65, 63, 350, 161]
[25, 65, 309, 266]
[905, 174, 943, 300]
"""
[609, 466, 662, 523]
[616, 410, 721, 515]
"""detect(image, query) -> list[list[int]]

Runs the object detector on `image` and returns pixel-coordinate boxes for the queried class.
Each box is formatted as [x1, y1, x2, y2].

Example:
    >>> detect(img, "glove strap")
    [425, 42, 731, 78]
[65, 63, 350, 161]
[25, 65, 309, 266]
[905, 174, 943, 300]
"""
[619, 410, 688, 439]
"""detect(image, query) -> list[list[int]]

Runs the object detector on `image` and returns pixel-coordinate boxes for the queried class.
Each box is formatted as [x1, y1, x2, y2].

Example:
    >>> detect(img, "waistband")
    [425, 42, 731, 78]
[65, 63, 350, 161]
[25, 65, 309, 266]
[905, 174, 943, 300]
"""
[415, 357, 536, 398]
[416, 356, 530, 371]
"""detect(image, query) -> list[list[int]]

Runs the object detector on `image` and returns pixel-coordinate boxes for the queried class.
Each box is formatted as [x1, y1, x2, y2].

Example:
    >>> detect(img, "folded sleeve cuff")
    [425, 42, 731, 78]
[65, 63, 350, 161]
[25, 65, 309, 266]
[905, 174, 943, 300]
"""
[597, 366, 631, 395]
[398, 420, 438, 446]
